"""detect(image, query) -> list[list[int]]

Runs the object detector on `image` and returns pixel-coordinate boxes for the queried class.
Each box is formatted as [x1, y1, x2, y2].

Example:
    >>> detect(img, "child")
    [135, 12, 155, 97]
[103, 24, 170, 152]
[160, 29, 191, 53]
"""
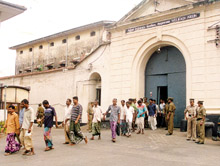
[1, 105, 20, 156]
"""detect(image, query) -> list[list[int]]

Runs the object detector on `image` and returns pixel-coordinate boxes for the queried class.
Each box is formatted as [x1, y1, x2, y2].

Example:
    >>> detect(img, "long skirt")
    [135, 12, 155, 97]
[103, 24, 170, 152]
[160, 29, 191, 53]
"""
[69, 121, 85, 144]
[92, 122, 101, 136]
[44, 127, 53, 148]
[5, 133, 20, 153]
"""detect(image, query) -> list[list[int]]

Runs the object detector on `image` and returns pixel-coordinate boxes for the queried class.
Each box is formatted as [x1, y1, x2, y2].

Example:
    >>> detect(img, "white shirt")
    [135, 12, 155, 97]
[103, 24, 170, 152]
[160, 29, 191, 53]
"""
[92, 106, 103, 123]
[159, 103, 165, 112]
[22, 107, 35, 130]
[120, 105, 126, 120]
[64, 105, 72, 125]
[125, 106, 134, 123]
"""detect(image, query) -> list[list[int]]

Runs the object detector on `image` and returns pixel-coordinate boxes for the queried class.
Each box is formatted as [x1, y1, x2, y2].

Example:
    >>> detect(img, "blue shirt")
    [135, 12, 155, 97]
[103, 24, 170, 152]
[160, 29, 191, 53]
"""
[148, 104, 156, 116]
[19, 108, 25, 126]
[44, 106, 56, 128]
[137, 105, 147, 118]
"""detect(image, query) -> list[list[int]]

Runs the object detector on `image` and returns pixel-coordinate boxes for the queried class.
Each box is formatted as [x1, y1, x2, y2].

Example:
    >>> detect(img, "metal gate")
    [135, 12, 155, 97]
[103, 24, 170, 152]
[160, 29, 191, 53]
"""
[145, 46, 186, 127]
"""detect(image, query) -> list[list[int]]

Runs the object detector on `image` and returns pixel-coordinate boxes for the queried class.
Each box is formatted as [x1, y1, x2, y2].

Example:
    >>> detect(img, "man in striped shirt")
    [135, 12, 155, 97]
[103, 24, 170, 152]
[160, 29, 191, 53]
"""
[69, 96, 88, 145]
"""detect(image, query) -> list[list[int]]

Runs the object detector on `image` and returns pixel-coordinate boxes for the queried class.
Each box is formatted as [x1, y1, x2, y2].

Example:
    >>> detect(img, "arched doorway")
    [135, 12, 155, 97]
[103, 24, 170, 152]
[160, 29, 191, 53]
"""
[145, 46, 186, 127]
[89, 72, 102, 105]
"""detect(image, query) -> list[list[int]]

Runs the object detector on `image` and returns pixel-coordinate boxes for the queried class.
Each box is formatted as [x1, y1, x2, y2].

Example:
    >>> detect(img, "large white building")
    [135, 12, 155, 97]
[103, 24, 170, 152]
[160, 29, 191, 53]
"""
[0, 0, 220, 127]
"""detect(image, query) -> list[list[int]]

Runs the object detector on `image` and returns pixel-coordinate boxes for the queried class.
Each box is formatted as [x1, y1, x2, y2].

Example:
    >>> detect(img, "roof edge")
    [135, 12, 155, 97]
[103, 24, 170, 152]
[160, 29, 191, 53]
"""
[0, 0, 26, 11]
[9, 20, 115, 50]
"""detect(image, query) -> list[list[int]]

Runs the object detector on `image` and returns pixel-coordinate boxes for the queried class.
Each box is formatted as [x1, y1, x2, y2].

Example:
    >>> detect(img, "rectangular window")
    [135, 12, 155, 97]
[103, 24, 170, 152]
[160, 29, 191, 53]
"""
[50, 42, 54, 47]
[20, 50, 23, 54]
[39, 45, 43, 49]
[29, 48, 33, 52]
[75, 35, 80, 40]
[62, 39, 67, 43]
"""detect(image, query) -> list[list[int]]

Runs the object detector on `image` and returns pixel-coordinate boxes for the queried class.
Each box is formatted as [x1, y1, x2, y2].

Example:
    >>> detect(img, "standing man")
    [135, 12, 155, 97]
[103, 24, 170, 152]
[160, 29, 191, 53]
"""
[103, 98, 120, 143]
[90, 100, 102, 140]
[19, 99, 35, 156]
[63, 99, 72, 144]
[125, 101, 135, 137]
[159, 99, 165, 127]
[120, 100, 127, 136]
[196, 101, 206, 144]
[166, 97, 176, 136]
[147, 99, 157, 130]
[87, 102, 94, 133]
[17, 102, 25, 145]
[42, 100, 58, 151]
[69, 96, 88, 145]
[143, 97, 149, 128]
[184, 99, 197, 141]
[1, 105, 20, 156]
[136, 100, 147, 134]
[129, 98, 137, 132]
[36, 104, 44, 127]
[163, 100, 169, 130]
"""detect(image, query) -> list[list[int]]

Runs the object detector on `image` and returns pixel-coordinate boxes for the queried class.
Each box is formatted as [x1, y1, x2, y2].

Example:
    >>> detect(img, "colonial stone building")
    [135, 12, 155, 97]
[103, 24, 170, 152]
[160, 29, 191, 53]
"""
[0, 0, 220, 126]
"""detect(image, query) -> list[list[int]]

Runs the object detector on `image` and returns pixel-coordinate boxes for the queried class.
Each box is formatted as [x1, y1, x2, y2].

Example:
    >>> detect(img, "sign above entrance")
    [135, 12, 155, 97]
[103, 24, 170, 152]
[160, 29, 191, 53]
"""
[125, 13, 200, 33]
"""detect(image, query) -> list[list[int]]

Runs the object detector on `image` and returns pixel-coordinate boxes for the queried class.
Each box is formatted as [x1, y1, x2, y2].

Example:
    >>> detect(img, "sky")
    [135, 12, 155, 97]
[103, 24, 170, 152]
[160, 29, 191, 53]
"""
[0, 0, 142, 77]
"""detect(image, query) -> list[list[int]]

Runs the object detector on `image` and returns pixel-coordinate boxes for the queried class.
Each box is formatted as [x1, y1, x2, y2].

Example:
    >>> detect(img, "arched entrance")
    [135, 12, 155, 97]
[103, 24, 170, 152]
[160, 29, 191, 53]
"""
[89, 72, 101, 105]
[145, 46, 186, 127]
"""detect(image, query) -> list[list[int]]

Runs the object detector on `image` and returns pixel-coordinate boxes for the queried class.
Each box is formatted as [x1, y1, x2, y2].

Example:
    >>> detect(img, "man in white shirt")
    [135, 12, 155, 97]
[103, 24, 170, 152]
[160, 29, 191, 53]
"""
[120, 100, 127, 136]
[125, 101, 135, 137]
[63, 99, 72, 144]
[90, 100, 102, 140]
[19, 99, 35, 156]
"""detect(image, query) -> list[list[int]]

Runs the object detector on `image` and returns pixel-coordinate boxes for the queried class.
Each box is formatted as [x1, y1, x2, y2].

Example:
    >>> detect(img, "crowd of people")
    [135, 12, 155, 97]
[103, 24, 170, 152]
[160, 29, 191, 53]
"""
[1, 95, 207, 156]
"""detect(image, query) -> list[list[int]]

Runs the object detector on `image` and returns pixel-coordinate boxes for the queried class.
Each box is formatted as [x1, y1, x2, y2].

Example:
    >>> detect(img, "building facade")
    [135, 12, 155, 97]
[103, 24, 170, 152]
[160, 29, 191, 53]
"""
[0, 0, 220, 126]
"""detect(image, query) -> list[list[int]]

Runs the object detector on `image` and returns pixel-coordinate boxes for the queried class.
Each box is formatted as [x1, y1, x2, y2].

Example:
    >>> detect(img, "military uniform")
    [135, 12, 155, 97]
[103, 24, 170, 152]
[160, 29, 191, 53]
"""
[196, 105, 206, 144]
[87, 106, 94, 132]
[184, 105, 197, 140]
[163, 103, 169, 130]
[167, 99, 176, 135]
[37, 106, 44, 127]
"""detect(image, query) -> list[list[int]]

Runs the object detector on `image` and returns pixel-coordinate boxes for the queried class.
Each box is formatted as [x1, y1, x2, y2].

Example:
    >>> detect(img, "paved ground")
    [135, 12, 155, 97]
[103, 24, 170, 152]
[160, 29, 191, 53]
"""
[0, 125, 220, 166]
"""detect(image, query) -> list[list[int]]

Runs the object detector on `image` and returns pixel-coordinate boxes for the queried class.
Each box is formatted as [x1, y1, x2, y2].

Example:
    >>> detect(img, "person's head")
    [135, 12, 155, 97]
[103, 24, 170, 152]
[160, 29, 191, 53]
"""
[126, 101, 131, 108]
[134, 98, 137, 103]
[140, 98, 143, 102]
[8, 105, 15, 114]
[91, 102, 94, 107]
[168, 97, 173, 103]
[198, 101, 203, 107]
[94, 100, 98, 107]
[72, 96, 78, 105]
[143, 97, 147, 102]
[21, 99, 29, 109]
[42, 100, 49, 108]
[190, 99, 194, 106]
[160, 99, 163, 103]
[129, 98, 133, 103]
[149, 98, 153, 104]
[38, 103, 42, 107]
[112, 98, 117, 105]
[121, 100, 125, 106]
[66, 98, 72, 106]
[153, 99, 156, 104]
[137, 100, 142, 106]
